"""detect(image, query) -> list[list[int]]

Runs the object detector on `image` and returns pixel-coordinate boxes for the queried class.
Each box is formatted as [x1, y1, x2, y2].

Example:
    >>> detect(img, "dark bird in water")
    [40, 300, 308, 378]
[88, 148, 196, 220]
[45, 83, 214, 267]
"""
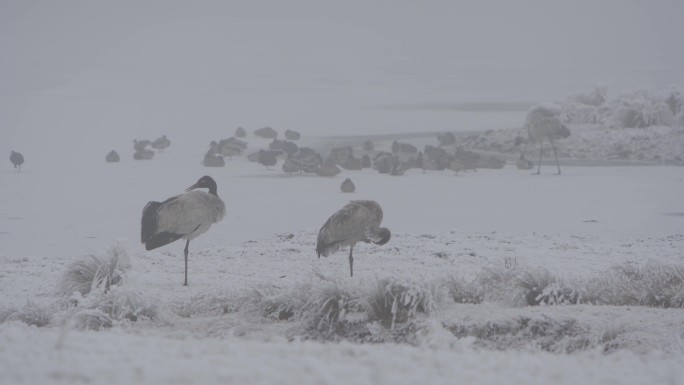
[316, 200, 391, 277]
[141, 176, 226, 286]
[522, 104, 571, 174]
[340, 178, 355, 193]
[284, 129, 301, 140]
[106, 150, 120, 163]
[256, 150, 280, 169]
[10, 151, 24, 171]
[133, 149, 154, 160]
[151, 135, 171, 151]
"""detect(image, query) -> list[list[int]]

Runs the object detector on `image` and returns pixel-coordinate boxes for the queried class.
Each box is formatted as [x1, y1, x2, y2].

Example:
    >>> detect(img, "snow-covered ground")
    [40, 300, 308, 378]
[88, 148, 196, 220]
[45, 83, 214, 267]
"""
[1, 138, 683, 385]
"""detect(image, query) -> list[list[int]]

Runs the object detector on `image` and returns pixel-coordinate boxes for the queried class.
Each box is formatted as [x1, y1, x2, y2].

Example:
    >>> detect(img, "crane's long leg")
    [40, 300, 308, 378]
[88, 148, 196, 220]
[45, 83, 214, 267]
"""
[184, 240, 190, 286]
[349, 245, 354, 277]
[535, 142, 543, 175]
[551, 140, 561, 175]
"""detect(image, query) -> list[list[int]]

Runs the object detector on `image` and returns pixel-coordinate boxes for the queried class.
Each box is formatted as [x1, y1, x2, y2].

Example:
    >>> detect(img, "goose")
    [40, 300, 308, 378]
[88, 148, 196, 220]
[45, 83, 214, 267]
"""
[316, 200, 391, 277]
[141, 176, 226, 286]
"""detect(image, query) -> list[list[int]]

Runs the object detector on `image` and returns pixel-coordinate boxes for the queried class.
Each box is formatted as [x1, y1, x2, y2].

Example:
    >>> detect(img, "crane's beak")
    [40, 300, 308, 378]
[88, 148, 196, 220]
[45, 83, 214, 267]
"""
[186, 182, 199, 191]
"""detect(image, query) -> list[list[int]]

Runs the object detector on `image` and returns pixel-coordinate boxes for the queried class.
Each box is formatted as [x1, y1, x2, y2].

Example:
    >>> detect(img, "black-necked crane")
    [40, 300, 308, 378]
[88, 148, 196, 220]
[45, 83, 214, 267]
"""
[141, 175, 226, 286]
[10, 151, 24, 171]
[523, 104, 571, 174]
[316, 200, 391, 277]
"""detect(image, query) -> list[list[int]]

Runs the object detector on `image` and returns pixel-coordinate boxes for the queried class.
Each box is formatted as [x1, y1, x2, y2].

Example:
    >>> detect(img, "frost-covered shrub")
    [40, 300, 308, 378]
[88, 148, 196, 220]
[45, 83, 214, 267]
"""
[58, 245, 130, 296]
[73, 309, 113, 330]
[517, 268, 580, 306]
[446, 276, 483, 304]
[72, 288, 159, 330]
[363, 278, 439, 329]
[0, 302, 52, 327]
[608, 88, 675, 129]
[173, 290, 240, 318]
[238, 285, 307, 321]
[570, 85, 608, 107]
[584, 263, 684, 308]
[445, 315, 617, 353]
[299, 281, 359, 332]
[476, 261, 524, 305]
[560, 102, 599, 125]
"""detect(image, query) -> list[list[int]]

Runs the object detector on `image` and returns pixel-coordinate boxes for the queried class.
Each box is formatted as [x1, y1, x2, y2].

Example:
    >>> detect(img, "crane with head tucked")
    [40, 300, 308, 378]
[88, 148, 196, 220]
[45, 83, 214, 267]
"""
[316, 200, 391, 277]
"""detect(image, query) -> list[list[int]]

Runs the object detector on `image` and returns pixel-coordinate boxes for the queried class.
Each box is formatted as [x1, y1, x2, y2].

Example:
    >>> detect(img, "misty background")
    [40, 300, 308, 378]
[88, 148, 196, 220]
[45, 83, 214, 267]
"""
[2, 0, 683, 164]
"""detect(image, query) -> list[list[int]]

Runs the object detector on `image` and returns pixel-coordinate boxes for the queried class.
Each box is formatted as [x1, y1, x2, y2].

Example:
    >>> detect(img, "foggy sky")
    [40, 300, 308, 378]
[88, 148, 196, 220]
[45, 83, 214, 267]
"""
[2, 0, 683, 156]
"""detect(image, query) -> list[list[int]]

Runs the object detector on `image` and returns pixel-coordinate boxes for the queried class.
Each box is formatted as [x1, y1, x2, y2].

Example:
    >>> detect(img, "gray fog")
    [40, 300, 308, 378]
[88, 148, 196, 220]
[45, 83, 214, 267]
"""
[2, 0, 683, 159]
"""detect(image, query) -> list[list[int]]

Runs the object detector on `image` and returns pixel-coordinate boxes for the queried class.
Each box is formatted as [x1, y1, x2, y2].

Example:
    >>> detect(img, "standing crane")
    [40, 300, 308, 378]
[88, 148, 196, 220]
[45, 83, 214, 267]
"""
[523, 104, 571, 174]
[316, 200, 391, 277]
[141, 176, 226, 286]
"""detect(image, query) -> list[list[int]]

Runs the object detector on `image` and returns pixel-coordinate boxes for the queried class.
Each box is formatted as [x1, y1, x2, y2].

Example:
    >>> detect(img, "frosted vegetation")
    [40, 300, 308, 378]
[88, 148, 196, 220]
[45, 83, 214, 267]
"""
[463, 83, 684, 164]
[2, 243, 682, 354]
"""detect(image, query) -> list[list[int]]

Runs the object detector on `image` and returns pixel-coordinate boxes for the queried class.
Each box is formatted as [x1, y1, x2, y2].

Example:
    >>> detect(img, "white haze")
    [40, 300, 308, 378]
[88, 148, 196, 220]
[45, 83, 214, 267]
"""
[2, 0, 684, 161]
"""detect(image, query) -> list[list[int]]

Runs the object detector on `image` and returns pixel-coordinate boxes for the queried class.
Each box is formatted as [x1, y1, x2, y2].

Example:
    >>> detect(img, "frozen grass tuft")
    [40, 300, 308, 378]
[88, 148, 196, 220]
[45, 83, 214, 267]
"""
[172, 290, 241, 318]
[585, 263, 684, 308]
[72, 287, 160, 330]
[364, 278, 440, 329]
[449, 260, 684, 309]
[0, 302, 52, 327]
[517, 268, 580, 306]
[298, 280, 360, 333]
[446, 276, 483, 304]
[237, 284, 314, 321]
[445, 314, 622, 353]
[57, 244, 130, 296]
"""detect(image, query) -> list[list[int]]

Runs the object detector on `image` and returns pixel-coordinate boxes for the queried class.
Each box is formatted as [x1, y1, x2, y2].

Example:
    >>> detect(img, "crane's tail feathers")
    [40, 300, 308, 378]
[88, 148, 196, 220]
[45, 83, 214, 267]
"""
[141, 201, 162, 243]
[144, 232, 184, 250]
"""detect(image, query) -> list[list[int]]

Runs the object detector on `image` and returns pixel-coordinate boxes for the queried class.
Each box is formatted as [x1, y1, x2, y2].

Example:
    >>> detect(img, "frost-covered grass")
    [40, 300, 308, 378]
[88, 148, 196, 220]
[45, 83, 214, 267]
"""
[446, 260, 684, 309]
[57, 244, 130, 296]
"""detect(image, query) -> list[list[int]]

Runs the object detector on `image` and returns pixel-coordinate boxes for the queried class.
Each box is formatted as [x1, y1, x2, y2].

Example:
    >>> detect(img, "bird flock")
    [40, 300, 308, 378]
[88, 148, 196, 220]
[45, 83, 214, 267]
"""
[9, 105, 571, 284]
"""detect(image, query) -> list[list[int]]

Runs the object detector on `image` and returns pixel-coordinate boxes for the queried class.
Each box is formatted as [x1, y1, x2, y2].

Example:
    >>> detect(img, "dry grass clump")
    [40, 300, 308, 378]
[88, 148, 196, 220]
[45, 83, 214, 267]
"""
[57, 245, 130, 296]
[73, 287, 160, 330]
[584, 263, 684, 308]
[363, 278, 440, 329]
[0, 302, 52, 327]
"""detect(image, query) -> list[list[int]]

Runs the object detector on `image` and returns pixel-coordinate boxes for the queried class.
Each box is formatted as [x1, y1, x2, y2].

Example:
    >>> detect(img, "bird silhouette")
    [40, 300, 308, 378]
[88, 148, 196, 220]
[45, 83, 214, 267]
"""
[141, 176, 226, 286]
[316, 200, 391, 277]
[523, 104, 571, 174]
[10, 151, 24, 171]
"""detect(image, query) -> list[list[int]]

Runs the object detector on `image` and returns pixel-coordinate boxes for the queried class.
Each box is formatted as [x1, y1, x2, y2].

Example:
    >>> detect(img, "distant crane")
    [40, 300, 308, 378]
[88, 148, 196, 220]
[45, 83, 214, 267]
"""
[141, 176, 226, 286]
[10, 151, 24, 171]
[316, 200, 391, 277]
[523, 104, 571, 174]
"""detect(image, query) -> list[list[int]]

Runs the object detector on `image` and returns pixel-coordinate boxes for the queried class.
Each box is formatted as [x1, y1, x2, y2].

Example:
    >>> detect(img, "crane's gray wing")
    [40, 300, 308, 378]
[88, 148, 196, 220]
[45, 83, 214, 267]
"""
[316, 202, 380, 257]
